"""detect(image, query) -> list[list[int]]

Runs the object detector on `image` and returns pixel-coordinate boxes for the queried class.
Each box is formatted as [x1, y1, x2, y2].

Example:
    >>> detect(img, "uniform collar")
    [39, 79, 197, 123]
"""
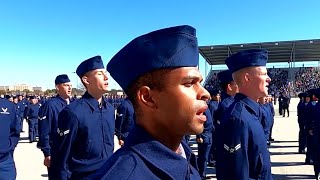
[220, 92, 231, 100]
[125, 125, 193, 179]
[56, 95, 69, 105]
[234, 93, 260, 117]
[82, 91, 106, 111]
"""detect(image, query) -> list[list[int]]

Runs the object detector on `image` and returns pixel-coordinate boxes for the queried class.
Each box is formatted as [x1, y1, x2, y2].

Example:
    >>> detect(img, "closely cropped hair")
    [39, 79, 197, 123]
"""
[219, 82, 229, 92]
[232, 67, 252, 86]
[126, 69, 171, 118]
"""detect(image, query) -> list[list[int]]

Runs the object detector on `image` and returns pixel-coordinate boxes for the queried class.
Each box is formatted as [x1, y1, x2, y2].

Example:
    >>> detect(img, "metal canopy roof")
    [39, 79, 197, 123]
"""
[199, 39, 320, 65]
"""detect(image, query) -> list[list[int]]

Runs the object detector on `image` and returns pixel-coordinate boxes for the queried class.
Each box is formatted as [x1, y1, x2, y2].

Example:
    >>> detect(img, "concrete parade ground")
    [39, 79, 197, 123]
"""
[14, 98, 316, 180]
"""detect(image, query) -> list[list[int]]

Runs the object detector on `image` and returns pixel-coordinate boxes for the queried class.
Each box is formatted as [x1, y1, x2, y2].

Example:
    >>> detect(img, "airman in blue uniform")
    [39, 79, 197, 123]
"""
[278, 93, 284, 116]
[50, 56, 115, 180]
[37, 74, 73, 177]
[0, 98, 20, 180]
[266, 96, 275, 142]
[216, 49, 273, 180]
[207, 89, 220, 166]
[305, 89, 317, 165]
[17, 94, 27, 132]
[297, 92, 307, 154]
[25, 96, 40, 143]
[258, 96, 274, 145]
[215, 70, 238, 127]
[312, 89, 320, 178]
[282, 92, 290, 117]
[196, 108, 213, 180]
[115, 97, 135, 147]
[89, 25, 209, 180]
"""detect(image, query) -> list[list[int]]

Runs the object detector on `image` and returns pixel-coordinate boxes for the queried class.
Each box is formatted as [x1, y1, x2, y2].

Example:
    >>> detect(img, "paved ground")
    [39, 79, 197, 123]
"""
[14, 98, 316, 179]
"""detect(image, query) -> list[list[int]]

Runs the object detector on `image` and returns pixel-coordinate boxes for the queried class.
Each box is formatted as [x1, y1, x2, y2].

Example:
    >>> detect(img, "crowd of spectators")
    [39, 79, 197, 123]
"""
[204, 71, 221, 91]
[295, 67, 320, 93]
[204, 67, 320, 97]
[267, 68, 290, 96]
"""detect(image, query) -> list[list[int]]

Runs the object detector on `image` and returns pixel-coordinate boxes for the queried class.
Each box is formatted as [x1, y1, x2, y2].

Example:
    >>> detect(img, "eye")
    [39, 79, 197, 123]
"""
[184, 81, 193, 87]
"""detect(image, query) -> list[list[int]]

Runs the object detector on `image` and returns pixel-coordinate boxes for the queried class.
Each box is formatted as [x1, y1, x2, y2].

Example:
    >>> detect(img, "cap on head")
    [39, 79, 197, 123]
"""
[225, 49, 268, 74]
[217, 70, 233, 84]
[209, 89, 220, 96]
[107, 25, 199, 93]
[29, 95, 36, 100]
[55, 74, 71, 85]
[76, 56, 104, 78]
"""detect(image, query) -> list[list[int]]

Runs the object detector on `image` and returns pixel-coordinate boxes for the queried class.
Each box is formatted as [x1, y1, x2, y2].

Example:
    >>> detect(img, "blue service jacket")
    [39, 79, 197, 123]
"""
[37, 95, 69, 157]
[50, 92, 115, 180]
[313, 102, 320, 133]
[17, 100, 27, 118]
[196, 108, 214, 144]
[216, 93, 272, 180]
[24, 103, 40, 120]
[87, 125, 201, 180]
[208, 100, 219, 127]
[306, 102, 317, 131]
[297, 101, 305, 124]
[115, 98, 135, 140]
[215, 92, 234, 126]
[260, 104, 273, 141]
[0, 99, 20, 155]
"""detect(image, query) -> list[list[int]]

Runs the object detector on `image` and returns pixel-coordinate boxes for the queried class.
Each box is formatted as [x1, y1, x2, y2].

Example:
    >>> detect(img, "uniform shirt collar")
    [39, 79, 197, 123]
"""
[125, 125, 193, 178]
[234, 93, 260, 117]
[56, 95, 69, 105]
[220, 92, 231, 100]
[82, 91, 106, 110]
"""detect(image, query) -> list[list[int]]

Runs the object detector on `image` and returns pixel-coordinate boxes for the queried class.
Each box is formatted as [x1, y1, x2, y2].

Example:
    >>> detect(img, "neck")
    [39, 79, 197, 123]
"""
[87, 90, 103, 103]
[138, 121, 182, 153]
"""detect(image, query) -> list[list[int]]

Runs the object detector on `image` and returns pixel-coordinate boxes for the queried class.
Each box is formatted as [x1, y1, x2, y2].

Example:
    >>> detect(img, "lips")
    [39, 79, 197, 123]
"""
[196, 105, 208, 122]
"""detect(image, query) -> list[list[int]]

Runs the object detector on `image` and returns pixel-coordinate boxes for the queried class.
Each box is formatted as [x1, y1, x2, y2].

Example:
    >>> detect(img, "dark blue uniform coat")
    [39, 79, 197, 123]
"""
[50, 92, 115, 180]
[88, 125, 201, 180]
[216, 93, 272, 180]
[0, 99, 20, 180]
[37, 95, 70, 157]
[115, 98, 135, 140]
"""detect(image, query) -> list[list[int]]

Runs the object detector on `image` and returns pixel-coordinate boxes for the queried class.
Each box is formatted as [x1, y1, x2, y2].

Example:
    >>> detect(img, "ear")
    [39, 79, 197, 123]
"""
[137, 86, 157, 109]
[244, 72, 250, 82]
[55, 85, 60, 91]
[81, 76, 89, 86]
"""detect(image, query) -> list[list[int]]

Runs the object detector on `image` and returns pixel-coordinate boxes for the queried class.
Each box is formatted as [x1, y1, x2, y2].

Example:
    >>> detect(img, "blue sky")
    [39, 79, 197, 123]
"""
[1, 0, 319, 90]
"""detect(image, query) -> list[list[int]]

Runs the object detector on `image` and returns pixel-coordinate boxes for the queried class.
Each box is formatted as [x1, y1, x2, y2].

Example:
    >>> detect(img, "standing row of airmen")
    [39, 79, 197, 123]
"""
[1, 24, 308, 180]
[297, 89, 320, 178]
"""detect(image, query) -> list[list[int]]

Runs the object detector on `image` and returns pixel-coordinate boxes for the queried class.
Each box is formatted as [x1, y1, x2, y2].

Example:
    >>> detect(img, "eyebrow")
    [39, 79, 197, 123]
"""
[182, 75, 203, 82]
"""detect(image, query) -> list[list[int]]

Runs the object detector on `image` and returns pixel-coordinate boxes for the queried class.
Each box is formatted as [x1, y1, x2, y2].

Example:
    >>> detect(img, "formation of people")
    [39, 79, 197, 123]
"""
[297, 89, 320, 178]
[0, 24, 316, 180]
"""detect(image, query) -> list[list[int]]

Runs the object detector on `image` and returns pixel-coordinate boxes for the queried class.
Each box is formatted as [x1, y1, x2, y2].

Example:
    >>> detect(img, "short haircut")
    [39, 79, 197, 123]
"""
[126, 69, 171, 119]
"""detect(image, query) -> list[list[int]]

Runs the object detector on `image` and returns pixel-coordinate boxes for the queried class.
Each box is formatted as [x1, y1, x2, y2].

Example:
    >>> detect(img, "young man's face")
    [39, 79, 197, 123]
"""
[56, 82, 72, 98]
[228, 81, 239, 96]
[212, 94, 220, 101]
[153, 67, 210, 136]
[86, 69, 109, 93]
[249, 67, 271, 99]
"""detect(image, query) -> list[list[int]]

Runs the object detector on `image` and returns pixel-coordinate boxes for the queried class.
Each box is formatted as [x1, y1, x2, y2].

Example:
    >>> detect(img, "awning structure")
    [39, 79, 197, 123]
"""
[199, 39, 320, 65]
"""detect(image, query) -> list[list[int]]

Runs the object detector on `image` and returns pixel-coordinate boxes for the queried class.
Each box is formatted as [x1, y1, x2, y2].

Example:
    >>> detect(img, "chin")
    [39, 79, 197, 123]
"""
[191, 125, 204, 135]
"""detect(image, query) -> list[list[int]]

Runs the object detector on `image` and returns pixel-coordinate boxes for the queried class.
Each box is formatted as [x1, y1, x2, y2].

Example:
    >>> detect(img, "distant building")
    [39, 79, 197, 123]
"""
[14, 84, 33, 92]
[33, 86, 42, 92]
[0, 86, 10, 91]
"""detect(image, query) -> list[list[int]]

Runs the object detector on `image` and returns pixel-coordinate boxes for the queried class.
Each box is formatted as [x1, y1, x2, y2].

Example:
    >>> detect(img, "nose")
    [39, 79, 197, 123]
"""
[104, 72, 108, 80]
[198, 85, 210, 102]
[267, 75, 271, 82]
